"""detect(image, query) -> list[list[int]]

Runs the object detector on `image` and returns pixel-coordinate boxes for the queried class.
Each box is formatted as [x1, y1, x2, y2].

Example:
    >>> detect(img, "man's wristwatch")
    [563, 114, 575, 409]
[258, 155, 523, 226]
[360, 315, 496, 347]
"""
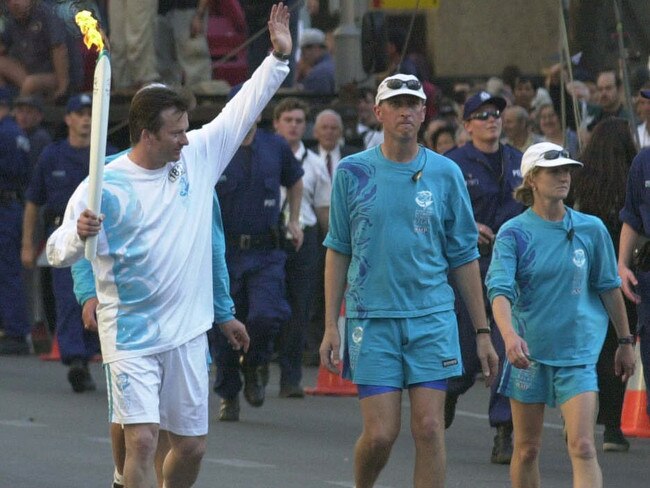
[475, 327, 491, 335]
[617, 335, 635, 346]
[272, 50, 291, 61]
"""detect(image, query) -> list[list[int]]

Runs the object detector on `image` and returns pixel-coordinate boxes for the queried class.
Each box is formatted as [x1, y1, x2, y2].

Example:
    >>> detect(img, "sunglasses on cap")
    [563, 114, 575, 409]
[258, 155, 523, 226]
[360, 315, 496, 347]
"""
[542, 149, 571, 160]
[468, 110, 501, 121]
[385, 79, 422, 91]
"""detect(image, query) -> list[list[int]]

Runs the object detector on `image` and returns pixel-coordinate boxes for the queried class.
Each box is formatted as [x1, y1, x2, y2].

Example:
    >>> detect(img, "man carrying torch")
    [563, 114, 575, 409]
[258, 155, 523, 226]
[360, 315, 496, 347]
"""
[74, 10, 112, 261]
[46, 4, 293, 487]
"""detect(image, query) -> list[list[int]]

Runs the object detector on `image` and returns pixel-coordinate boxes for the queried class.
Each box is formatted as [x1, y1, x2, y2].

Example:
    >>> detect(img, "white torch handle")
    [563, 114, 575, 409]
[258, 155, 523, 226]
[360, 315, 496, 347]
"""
[84, 50, 111, 260]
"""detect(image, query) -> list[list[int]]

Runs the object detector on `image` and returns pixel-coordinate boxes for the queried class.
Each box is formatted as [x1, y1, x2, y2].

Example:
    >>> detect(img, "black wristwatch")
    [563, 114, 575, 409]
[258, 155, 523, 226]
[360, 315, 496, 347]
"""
[475, 327, 491, 335]
[617, 335, 635, 346]
[272, 50, 291, 61]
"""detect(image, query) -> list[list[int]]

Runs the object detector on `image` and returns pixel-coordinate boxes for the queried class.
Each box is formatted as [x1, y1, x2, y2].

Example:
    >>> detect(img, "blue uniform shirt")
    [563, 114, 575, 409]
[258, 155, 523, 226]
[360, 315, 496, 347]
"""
[216, 129, 304, 236]
[0, 115, 30, 192]
[301, 53, 335, 95]
[25, 139, 117, 218]
[620, 148, 650, 234]
[445, 142, 524, 235]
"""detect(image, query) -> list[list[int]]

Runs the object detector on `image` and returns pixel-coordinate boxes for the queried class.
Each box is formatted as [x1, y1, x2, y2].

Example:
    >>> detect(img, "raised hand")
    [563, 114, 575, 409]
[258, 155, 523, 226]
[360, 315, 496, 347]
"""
[268, 2, 291, 57]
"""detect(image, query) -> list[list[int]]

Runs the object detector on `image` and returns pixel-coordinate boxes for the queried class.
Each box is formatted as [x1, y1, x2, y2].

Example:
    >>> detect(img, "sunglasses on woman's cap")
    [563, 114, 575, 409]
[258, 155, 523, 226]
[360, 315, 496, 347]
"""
[542, 149, 571, 160]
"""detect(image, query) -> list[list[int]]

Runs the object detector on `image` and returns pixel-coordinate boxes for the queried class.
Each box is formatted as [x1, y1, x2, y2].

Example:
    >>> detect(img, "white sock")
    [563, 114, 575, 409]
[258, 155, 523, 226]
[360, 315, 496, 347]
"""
[113, 468, 124, 486]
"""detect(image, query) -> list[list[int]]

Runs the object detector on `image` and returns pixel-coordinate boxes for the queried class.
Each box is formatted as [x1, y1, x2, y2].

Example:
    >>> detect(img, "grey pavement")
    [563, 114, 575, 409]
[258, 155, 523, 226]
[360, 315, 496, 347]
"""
[1, 354, 648, 487]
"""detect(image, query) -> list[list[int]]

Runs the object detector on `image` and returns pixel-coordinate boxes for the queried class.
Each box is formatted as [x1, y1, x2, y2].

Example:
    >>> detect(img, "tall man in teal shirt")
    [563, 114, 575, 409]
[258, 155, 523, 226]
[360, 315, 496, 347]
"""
[319, 73, 499, 488]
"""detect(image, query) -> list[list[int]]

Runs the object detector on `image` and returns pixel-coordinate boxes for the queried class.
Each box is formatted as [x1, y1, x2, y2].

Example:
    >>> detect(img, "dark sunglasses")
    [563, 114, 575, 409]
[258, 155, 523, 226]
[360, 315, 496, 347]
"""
[385, 79, 422, 91]
[468, 110, 501, 121]
[542, 149, 570, 160]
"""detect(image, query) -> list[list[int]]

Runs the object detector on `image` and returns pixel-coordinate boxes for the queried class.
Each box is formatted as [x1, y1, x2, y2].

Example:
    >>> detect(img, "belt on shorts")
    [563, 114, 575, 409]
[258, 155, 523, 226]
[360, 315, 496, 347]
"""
[226, 232, 280, 251]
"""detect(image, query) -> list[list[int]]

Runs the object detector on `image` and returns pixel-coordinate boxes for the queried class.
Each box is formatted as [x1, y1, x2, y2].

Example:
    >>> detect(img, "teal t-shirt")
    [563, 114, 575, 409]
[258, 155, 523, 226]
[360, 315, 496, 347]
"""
[486, 207, 621, 366]
[324, 145, 479, 318]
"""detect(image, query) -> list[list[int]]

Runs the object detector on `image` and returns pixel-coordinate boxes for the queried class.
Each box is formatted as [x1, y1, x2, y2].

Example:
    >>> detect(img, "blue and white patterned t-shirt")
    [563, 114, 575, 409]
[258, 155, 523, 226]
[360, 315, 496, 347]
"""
[486, 207, 621, 365]
[325, 145, 479, 318]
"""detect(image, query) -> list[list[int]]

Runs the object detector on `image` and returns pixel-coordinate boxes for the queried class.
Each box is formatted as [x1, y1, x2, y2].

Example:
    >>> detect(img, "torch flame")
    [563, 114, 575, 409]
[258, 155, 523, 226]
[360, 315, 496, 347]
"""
[75, 10, 104, 52]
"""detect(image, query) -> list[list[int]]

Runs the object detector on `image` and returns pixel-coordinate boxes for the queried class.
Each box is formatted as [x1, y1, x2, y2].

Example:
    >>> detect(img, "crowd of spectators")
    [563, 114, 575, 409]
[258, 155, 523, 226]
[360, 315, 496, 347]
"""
[1, 0, 650, 463]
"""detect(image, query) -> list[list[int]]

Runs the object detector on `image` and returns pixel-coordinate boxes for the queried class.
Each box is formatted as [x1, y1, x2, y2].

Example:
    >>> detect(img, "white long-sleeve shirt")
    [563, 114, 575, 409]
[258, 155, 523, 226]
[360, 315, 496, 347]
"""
[47, 54, 289, 363]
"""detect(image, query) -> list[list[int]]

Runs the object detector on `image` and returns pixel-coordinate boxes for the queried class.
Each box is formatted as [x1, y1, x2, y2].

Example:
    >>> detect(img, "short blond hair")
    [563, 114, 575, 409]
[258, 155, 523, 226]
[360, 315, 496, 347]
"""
[513, 167, 541, 206]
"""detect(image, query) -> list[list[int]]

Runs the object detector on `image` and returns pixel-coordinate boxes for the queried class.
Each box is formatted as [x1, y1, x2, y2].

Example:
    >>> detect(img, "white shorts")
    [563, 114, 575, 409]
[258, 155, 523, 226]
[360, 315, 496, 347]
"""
[104, 333, 211, 436]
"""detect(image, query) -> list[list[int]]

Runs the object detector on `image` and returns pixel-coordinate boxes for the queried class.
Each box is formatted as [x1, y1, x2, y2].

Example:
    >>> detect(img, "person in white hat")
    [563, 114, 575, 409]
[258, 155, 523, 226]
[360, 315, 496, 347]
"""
[319, 73, 498, 487]
[486, 142, 635, 488]
[296, 27, 334, 94]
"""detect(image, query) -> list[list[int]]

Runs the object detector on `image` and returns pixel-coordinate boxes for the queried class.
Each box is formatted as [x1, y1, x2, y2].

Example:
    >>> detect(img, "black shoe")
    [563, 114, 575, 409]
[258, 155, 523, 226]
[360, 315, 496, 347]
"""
[603, 427, 630, 452]
[67, 360, 96, 393]
[279, 383, 305, 398]
[243, 364, 268, 407]
[218, 396, 240, 421]
[0, 335, 30, 355]
[444, 393, 458, 429]
[491, 424, 513, 464]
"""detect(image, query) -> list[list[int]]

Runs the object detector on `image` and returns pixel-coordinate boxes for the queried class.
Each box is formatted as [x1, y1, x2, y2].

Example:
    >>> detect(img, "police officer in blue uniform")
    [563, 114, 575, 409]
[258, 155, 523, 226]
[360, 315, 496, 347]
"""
[22, 93, 117, 392]
[213, 95, 304, 421]
[619, 99, 650, 423]
[445, 91, 524, 464]
[0, 88, 31, 355]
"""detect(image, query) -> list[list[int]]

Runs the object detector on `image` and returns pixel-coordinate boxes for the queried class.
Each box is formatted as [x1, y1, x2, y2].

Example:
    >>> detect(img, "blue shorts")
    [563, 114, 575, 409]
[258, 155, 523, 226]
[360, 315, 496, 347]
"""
[343, 310, 462, 389]
[499, 360, 598, 408]
[358, 380, 447, 399]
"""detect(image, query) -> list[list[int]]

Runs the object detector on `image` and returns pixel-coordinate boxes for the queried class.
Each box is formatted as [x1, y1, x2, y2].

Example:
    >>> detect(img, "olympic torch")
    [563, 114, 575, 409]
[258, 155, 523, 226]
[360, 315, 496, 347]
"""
[76, 11, 111, 260]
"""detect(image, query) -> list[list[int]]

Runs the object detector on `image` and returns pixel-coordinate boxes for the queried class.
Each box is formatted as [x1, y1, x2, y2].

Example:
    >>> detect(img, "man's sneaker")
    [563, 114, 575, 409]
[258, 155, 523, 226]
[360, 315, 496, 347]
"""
[67, 360, 96, 393]
[243, 364, 269, 407]
[444, 393, 458, 429]
[279, 383, 305, 398]
[218, 396, 240, 421]
[0, 335, 30, 355]
[603, 427, 630, 452]
[491, 424, 513, 464]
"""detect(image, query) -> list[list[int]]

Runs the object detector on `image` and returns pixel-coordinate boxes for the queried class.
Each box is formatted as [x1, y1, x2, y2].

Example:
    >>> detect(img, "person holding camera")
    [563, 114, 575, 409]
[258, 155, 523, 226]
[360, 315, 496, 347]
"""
[444, 91, 524, 464]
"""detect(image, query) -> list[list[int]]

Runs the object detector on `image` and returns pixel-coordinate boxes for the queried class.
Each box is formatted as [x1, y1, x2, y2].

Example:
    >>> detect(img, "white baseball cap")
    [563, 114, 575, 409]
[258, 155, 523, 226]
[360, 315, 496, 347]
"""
[520, 142, 582, 178]
[375, 74, 427, 105]
[300, 28, 326, 48]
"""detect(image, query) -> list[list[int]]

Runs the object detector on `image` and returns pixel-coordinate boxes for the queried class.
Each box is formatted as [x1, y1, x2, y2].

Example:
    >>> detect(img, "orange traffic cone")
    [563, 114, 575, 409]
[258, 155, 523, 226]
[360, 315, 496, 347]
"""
[305, 301, 357, 396]
[305, 361, 358, 396]
[621, 340, 650, 437]
[39, 335, 61, 361]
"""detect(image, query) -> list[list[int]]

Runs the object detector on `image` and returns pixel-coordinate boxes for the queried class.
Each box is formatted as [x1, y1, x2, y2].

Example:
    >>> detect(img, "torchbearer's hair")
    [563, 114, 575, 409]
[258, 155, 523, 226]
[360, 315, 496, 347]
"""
[129, 84, 189, 145]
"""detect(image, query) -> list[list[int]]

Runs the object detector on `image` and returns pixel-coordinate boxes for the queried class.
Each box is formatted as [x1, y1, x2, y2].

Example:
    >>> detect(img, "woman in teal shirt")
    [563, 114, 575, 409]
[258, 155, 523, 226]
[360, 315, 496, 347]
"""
[486, 142, 635, 488]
